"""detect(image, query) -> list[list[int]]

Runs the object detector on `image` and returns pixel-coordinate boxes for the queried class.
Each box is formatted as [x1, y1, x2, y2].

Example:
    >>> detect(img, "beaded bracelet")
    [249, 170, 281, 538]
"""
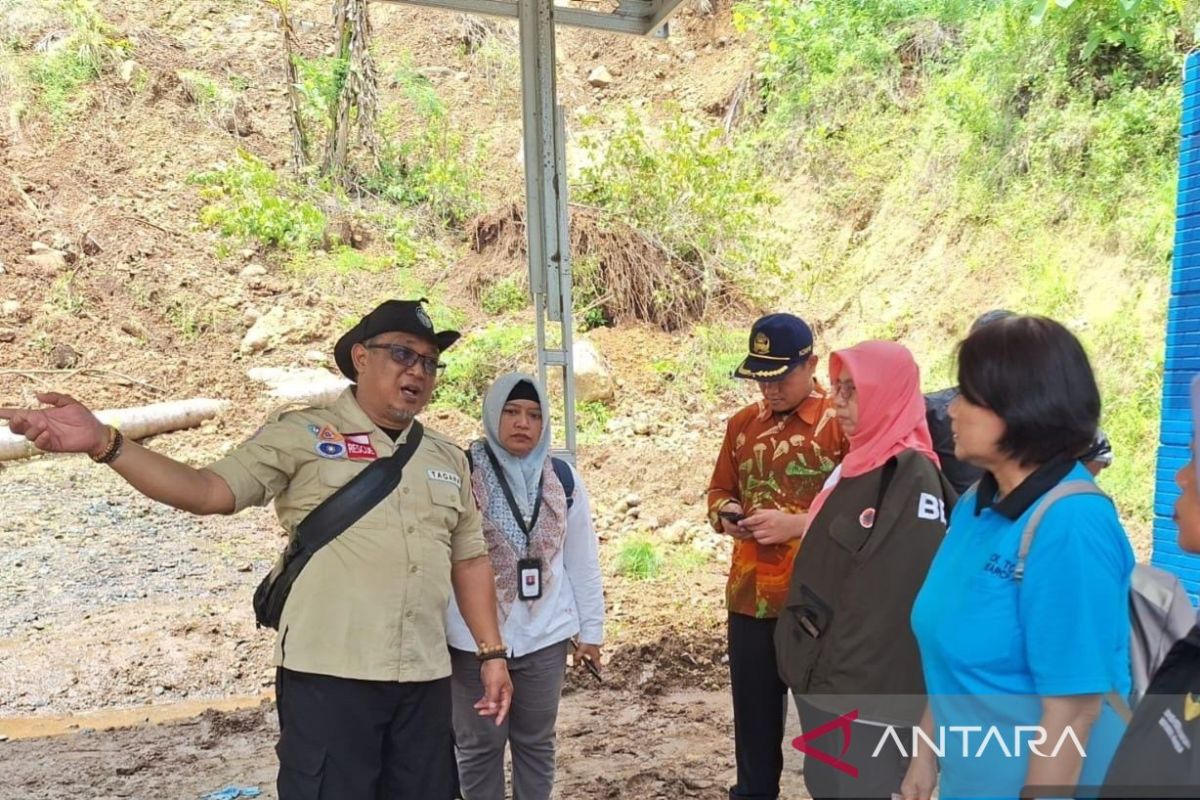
[90, 426, 125, 465]
[476, 643, 508, 662]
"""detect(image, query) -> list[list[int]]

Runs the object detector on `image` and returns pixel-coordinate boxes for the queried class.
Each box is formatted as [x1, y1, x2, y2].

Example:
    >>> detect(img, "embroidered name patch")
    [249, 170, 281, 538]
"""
[428, 469, 462, 488]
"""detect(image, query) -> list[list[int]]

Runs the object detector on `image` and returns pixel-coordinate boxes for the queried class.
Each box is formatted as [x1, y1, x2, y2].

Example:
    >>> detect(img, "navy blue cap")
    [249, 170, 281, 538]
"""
[734, 313, 814, 382]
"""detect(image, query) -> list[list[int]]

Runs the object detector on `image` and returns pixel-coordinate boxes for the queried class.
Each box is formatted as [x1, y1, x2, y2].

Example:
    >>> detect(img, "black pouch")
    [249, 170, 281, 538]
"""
[253, 423, 425, 630]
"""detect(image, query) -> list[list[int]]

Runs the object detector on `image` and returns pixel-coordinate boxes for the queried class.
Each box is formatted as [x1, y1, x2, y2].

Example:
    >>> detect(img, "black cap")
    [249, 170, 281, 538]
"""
[334, 299, 460, 381]
[734, 313, 814, 383]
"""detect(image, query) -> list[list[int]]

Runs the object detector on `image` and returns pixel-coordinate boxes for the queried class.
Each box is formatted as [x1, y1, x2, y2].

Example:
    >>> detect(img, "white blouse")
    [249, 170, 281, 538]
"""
[445, 463, 605, 658]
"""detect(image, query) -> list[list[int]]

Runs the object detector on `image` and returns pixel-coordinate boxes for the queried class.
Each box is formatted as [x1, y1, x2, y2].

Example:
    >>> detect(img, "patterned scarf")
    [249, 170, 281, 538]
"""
[469, 438, 568, 621]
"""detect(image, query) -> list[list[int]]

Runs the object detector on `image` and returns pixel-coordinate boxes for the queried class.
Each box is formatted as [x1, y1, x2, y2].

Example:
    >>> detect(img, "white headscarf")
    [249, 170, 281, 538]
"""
[480, 372, 552, 520]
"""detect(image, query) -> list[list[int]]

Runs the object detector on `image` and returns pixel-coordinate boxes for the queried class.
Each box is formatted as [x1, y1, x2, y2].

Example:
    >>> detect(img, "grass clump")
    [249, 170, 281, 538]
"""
[613, 535, 664, 581]
[576, 400, 611, 445]
[287, 246, 395, 275]
[479, 274, 528, 315]
[13, 0, 129, 126]
[652, 325, 747, 400]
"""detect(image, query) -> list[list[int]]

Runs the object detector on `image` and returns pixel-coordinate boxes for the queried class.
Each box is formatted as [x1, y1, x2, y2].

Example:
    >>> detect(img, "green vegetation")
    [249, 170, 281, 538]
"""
[610, 536, 710, 581]
[165, 296, 223, 341]
[292, 53, 348, 138]
[10, 0, 129, 126]
[191, 151, 327, 250]
[571, 254, 609, 331]
[733, 0, 1191, 527]
[433, 324, 536, 413]
[178, 69, 240, 109]
[576, 400, 612, 445]
[613, 535, 664, 580]
[49, 273, 86, 316]
[367, 62, 484, 226]
[287, 246, 395, 275]
[479, 274, 528, 315]
[575, 109, 784, 313]
[652, 325, 747, 400]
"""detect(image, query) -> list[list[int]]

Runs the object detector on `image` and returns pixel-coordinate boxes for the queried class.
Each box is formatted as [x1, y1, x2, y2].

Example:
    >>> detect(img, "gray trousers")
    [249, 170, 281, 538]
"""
[450, 640, 569, 800]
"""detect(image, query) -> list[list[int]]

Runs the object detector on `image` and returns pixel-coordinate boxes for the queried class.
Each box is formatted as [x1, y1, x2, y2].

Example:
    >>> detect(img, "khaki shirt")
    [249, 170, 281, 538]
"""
[206, 388, 486, 682]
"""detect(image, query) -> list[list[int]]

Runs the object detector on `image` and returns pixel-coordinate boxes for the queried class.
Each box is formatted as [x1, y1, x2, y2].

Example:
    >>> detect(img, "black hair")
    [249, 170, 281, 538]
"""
[969, 308, 1015, 335]
[957, 315, 1099, 467]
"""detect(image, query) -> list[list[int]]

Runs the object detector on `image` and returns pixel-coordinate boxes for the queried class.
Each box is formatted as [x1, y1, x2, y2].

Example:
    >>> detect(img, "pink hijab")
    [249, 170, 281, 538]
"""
[804, 341, 938, 529]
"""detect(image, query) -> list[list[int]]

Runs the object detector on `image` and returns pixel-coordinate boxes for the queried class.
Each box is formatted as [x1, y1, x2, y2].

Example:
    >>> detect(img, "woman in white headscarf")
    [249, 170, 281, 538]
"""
[446, 372, 605, 800]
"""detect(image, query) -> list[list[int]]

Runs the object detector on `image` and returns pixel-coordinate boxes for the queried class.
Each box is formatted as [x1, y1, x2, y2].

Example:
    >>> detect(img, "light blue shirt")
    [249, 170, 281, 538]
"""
[911, 462, 1134, 799]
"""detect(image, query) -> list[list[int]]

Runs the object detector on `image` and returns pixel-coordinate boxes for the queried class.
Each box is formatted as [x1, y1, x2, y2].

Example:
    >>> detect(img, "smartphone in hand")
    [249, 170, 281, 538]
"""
[570, 640, 602, 683]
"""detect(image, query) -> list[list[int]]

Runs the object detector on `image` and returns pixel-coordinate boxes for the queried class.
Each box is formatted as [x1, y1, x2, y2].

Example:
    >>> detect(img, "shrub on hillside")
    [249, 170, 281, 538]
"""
[191, 151, 328, 251]
[568, 110, 782, 328]
[433, 324, 536, 413]
[365, 62, 484, 227]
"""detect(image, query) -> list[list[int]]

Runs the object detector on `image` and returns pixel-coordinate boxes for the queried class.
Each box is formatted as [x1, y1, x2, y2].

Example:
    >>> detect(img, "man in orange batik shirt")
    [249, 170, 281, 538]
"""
[707, 313, 847, 800]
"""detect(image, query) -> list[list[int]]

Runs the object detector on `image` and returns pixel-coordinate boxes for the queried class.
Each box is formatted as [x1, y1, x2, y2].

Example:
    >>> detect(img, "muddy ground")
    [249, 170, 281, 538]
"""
[1, 691, 808, 799]
[0, 444, 814, 799]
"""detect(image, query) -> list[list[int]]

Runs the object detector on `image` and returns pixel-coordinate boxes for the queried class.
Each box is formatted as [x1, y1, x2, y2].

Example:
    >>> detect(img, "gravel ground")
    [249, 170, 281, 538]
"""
[0, 456, 281, 714]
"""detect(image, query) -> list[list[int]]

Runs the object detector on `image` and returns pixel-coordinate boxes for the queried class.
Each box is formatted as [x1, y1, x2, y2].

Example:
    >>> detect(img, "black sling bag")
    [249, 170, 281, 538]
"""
[252, 422, 425, 629]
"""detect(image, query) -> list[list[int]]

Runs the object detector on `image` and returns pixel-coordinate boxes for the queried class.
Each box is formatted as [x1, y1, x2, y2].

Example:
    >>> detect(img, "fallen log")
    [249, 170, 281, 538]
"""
[245, 367, 349, 407]
[0, 398, 230, 462]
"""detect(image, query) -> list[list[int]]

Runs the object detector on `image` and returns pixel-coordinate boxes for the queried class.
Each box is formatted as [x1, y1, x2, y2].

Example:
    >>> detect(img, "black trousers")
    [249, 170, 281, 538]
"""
[275, 667, 456, 800]
[794, 699, 910, 800]
[728, 612, 789, 800]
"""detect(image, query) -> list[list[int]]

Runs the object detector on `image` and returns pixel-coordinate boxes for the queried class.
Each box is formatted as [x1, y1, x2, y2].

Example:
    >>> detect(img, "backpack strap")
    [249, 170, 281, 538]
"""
[551, 457, 575, 509]
[466, 447, 575, 509]
[1012, 479, 1133, 723]
[1014, 480, 1110, 581]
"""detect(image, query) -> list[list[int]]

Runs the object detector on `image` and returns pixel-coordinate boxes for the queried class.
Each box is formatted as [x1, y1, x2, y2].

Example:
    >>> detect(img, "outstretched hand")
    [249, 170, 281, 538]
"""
[0, 392, 107, 455]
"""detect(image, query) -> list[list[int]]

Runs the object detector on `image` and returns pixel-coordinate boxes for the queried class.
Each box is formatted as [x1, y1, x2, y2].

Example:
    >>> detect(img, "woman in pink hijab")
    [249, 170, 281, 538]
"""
[774, 340, 955, 800]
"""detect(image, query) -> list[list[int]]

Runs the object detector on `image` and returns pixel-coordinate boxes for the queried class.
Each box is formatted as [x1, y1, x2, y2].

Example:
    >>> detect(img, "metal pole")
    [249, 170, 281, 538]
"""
[518, 0, 577, 461]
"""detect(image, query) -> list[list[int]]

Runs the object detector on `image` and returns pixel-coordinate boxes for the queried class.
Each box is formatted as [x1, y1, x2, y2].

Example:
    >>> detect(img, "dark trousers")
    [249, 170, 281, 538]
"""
[275, 667, 456, 800]
[728, 612, 789, 800]
[795, 699, 910, 800]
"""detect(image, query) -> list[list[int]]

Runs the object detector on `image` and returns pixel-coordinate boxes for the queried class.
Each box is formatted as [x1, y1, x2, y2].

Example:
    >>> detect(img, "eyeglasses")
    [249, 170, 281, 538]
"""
[832, 381, 857, 402]
[365, 344, 445, 376]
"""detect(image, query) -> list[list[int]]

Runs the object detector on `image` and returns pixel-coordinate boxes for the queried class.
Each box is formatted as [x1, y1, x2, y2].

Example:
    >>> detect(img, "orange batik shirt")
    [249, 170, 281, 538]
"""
[706, 387, 847, 619]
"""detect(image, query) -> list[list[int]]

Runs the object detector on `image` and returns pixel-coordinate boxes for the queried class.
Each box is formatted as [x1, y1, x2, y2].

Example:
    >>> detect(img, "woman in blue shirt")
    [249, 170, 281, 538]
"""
[905, 315, 1134, 800]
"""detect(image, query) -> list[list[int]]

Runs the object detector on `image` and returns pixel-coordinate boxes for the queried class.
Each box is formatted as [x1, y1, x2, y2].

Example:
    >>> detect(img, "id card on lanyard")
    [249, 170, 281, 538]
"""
[484, 444, 545, 601]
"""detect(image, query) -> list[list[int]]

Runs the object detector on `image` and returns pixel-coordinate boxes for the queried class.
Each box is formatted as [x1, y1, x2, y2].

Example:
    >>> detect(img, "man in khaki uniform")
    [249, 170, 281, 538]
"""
[0, 299, 513, 800]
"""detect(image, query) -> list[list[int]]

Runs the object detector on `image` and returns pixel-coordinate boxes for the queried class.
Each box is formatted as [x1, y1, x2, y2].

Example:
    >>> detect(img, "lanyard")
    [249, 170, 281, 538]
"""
[482, 442, 544, 552]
